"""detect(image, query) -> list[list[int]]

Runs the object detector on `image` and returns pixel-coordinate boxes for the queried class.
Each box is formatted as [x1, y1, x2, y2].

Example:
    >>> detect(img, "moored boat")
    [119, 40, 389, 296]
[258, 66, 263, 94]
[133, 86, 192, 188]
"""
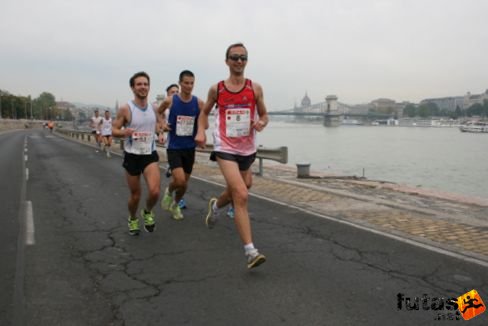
[459, 121, 488, 133]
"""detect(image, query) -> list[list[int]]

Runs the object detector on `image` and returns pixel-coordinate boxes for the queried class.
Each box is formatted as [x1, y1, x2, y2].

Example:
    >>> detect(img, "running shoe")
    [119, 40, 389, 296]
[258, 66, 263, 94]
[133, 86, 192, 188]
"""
[178, 198, 187, 209]
[128, 218, 140, 236]
[141, 209, 155, 232]
[226, 206, 235, 219]
[169, 202, 184, 220]
[246, 250, 266, 269]
[106, 150, 111, 158]
[205, 197, 219, 229]
[161, 187, 172, 210]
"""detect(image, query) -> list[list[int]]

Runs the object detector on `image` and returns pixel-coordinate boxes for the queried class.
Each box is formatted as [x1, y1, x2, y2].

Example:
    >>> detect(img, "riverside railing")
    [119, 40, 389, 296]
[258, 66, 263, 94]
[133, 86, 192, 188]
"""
[56, 128, 288, 176]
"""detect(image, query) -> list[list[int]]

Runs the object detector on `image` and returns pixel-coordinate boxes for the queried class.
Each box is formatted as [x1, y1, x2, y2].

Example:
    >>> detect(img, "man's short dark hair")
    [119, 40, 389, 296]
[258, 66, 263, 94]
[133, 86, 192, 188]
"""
[129, 71, 150, 87]
[179, 70, 194, 82]
[226, 42, 247, 59]
[166, 83, 179, 93]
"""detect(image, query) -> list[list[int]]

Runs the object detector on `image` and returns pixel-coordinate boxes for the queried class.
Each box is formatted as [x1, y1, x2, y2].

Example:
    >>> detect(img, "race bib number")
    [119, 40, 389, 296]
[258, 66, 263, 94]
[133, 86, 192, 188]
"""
[176, 115, 195, 136]
[225, 108, 251, 137]
[132, 131, 153, 154]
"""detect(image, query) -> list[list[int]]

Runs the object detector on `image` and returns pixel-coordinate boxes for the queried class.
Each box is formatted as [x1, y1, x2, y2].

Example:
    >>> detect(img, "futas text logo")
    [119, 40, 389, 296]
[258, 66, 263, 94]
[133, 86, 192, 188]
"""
[397, 293, 460, 321]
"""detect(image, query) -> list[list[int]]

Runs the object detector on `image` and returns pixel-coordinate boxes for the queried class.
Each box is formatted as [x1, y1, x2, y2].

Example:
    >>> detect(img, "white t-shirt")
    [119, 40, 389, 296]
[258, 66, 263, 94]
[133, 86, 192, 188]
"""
[91, 116, 103, 133]
[101, 117, 112, 136]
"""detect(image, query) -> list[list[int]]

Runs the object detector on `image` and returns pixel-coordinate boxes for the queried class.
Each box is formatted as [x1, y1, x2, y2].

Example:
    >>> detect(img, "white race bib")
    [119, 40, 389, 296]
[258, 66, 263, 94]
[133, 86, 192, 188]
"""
[176, 115, 195, 136]
[132, 131, 153, 154]
[225, 108, 251, 137]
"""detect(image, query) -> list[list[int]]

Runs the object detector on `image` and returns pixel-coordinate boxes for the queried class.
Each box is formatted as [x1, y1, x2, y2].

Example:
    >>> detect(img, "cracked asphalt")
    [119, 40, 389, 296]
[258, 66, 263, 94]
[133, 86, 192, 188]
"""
[2, 128, 487, 326]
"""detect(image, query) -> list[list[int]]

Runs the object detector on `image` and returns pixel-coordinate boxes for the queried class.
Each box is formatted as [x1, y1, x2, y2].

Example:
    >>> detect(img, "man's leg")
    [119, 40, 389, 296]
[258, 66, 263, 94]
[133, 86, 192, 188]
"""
[215, 159, 265, 268]
[125, 172, 141, 235]
[166, 167, 188, 220]
[142, 162, 161, 211]
[140, 162, 160, 231]
[125, 173, 141, 218]
[216, 158, 252, 245]
[169, 167, 188, 203]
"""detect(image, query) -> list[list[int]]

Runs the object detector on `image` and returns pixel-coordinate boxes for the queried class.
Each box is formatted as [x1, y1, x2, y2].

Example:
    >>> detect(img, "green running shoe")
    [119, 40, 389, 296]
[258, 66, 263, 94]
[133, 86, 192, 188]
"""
[128, 218, 140, 236]
[170, 202, 184, 220]
[161, 187, 173, 211]
[141, 209, 155, 232]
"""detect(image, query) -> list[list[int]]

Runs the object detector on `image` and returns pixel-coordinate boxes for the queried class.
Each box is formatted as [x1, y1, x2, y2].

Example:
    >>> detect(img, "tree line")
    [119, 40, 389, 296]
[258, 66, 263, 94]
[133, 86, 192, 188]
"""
[0, 89, 74, 121]
[403, 100, 488, 119]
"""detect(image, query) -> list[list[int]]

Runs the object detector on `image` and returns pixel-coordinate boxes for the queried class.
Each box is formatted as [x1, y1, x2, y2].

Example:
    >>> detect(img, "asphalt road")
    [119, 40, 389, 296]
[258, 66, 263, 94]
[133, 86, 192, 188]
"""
[1, 128, 487, 326]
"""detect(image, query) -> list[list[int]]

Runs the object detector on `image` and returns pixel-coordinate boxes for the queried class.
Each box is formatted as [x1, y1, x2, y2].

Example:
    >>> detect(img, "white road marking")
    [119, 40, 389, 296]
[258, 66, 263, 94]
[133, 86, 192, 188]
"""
[25, 201, 35, 245]
[25, 168, 29, 181]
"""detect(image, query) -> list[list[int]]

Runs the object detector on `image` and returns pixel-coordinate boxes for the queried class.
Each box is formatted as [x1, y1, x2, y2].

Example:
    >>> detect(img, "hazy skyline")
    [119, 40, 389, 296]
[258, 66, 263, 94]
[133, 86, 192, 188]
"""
[1, 0, 487, 110]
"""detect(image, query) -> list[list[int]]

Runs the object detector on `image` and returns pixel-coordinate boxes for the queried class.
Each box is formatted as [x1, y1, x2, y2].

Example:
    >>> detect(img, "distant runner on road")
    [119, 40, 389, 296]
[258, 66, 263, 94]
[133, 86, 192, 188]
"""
[100, 110, 113, 158]
[90, 109, 103, 150]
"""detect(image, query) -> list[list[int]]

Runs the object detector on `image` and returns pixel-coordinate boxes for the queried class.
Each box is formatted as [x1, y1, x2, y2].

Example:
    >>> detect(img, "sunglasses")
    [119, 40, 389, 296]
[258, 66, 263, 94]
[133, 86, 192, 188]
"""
[228, 54, 248, 62]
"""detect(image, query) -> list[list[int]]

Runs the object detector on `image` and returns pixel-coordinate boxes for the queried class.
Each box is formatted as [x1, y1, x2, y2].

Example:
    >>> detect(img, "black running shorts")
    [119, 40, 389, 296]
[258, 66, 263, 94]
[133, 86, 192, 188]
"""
[122, 151, 159, 176]
[167, 148, 196, 174]
[210, 151, 256, 171]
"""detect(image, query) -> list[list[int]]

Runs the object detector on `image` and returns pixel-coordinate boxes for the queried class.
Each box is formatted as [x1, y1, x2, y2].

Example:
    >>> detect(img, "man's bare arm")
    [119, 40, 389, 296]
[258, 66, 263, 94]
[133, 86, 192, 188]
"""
[112, 104, 131, 138]
[253, 82, 268, 131]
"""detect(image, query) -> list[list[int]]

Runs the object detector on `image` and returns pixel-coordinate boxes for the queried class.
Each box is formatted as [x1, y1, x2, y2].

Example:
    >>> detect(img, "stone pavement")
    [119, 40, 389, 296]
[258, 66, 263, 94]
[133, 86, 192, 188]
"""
[189, 152, 488, 266]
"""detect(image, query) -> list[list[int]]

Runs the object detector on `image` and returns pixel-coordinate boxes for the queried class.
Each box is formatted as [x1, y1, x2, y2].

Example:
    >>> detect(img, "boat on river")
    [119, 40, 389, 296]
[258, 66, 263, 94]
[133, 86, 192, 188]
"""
[459, 121, 488, 133]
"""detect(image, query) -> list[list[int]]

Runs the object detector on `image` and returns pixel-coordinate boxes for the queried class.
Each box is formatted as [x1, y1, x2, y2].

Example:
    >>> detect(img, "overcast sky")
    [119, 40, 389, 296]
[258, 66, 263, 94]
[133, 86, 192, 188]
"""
[1, 0, 487, 110]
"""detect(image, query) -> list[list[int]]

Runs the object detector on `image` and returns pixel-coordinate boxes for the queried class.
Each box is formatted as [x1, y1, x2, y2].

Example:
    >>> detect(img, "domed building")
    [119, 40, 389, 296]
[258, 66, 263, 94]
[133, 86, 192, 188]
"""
[301, 92, 311, 108]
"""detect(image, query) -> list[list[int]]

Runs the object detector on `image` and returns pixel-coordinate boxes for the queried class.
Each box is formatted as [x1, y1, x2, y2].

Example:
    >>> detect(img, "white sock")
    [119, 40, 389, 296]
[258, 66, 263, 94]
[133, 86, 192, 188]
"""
[244, 243, 256, 255]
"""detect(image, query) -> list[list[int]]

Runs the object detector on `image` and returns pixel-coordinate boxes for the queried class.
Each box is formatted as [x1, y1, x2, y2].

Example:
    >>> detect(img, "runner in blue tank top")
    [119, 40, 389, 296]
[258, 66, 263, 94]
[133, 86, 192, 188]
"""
[158, 70, 204, 220]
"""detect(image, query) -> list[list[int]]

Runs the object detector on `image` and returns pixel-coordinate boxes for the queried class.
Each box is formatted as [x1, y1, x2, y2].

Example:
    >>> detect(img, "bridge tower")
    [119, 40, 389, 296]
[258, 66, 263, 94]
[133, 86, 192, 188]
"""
[323, 95, 341, 127]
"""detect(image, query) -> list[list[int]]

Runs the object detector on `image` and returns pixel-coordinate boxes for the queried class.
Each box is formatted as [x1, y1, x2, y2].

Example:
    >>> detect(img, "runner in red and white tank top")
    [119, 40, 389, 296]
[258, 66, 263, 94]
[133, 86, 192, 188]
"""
[195, 43, 269, 270]
[213, 79, 257, 156]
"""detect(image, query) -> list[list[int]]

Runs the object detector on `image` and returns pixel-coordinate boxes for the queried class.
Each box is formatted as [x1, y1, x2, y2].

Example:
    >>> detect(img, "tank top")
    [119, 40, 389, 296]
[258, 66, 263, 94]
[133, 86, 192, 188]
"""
[124, 101, 156, 155]
[91, 116, 103, 132]
[167, 95, 200, 150]
[213, 79, 257, 155]
[101, 117, 112, 136]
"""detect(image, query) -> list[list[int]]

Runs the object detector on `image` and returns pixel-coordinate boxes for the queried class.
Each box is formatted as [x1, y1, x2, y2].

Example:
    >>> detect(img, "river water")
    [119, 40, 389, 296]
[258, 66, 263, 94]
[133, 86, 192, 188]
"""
[254, 121, 488, 200]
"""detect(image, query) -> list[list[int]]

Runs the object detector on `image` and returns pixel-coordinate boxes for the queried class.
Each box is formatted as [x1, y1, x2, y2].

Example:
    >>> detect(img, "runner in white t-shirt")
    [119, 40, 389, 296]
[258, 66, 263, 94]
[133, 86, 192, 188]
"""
[100, 110, 113, 158]
[90, 109, 103, 150]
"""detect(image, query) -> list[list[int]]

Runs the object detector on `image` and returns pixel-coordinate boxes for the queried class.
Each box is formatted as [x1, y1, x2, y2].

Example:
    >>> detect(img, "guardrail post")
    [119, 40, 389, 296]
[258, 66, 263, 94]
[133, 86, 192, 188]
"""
[258, 158, 264, 176]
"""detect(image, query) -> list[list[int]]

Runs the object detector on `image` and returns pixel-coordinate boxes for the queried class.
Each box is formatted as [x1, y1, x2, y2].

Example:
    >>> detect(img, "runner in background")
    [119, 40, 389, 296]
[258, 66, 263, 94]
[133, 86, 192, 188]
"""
[159, 71, 203, 220]
[90, 109, 103, 151]
[100, 110, 113, 158]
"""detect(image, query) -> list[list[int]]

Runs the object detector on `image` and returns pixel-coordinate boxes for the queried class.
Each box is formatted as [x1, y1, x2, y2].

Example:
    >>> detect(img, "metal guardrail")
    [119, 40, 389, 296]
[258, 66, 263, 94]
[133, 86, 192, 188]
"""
[57, 129, 288, 176]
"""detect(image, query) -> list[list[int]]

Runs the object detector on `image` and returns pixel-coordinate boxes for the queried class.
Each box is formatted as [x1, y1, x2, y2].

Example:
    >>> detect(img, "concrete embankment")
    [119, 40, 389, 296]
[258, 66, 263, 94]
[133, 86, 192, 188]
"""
[55, 128, 488, 266]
